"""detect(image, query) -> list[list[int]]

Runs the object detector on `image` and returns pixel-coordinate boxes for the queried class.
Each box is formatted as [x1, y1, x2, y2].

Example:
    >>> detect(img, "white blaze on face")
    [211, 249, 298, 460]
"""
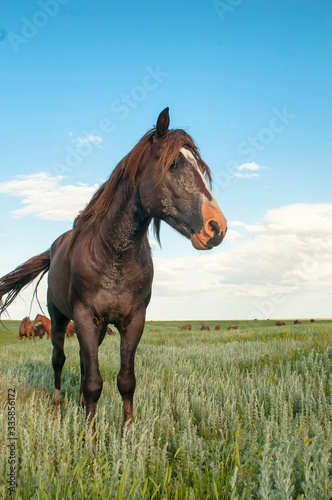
[180, 147, 215, 202]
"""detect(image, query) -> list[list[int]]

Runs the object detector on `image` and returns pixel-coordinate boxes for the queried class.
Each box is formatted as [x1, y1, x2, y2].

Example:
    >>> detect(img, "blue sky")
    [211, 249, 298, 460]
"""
[0, 0, 331, 320]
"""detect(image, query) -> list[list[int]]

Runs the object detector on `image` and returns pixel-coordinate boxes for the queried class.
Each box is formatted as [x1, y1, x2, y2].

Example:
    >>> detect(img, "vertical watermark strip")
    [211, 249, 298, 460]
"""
[7, 388, 17, 495]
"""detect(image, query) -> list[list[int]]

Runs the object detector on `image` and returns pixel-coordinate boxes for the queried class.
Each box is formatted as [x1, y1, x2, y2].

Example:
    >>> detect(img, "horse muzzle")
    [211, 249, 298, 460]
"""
[191, 201, 227, 250]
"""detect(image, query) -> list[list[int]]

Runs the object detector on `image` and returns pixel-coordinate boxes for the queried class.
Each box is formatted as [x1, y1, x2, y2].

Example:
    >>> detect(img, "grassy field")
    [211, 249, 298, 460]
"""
[0, 319, 331, 499]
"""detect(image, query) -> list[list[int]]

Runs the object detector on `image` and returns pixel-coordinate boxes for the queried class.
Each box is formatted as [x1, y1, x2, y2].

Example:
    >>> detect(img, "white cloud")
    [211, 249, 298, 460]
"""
[229, 220, 246, 227]
[246, 203, 332, 235]
[0, 172, 98, 221]
[224, 229, 244, 242]
[244, 224, 266, 233]
[237, 162, 260, 171]
[73, 134, 103, 148]
[234, 172, 259, 179]
[232, 162, 262, 180]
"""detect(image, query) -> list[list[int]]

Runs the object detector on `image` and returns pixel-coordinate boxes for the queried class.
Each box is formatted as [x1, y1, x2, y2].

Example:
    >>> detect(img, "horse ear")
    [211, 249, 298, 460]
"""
[156, 107, 170, 137]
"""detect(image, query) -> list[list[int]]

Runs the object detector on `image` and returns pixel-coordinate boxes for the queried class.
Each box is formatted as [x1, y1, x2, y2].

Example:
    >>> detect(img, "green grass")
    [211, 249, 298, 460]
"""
[0, 320, 331, 499]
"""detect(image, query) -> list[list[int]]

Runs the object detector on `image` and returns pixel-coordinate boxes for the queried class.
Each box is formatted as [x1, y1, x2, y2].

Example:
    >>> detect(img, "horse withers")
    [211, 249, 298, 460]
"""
[0, 108, 227, 452]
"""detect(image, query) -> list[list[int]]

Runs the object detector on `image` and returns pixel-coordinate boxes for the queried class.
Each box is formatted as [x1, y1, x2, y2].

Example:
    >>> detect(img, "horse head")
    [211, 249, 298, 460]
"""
[139, 108, 227, 250]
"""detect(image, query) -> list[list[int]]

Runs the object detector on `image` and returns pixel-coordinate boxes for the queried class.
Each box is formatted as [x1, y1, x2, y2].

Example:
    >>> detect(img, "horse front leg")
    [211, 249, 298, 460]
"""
[74, 304, 104, 453]
[117, 308, 145, 430]
[78, 325, 106, 407]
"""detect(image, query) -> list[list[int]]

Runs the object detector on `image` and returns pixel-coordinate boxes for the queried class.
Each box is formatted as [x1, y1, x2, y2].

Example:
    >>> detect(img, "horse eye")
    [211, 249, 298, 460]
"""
[170, 161, 177, 169]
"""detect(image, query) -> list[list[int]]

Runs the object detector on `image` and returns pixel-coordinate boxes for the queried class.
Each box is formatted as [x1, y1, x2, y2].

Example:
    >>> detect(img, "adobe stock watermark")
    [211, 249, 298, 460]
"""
[213, 0, 245, 21]
[247, 235, 332, 320]
[213, 106, 296, 195]
[6, 0, 71, 54]
[52, 65, 169, 176]
[7, 388, 17, 495]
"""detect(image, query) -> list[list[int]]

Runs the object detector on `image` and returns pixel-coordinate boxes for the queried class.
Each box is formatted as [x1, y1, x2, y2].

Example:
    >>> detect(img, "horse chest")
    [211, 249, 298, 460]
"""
[104, 266, 151, 297]
[83, 260, 153, 320]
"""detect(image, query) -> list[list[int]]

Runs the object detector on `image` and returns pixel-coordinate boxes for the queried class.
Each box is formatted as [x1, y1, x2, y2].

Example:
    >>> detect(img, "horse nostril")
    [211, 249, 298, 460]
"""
[208, 220, 220, 236]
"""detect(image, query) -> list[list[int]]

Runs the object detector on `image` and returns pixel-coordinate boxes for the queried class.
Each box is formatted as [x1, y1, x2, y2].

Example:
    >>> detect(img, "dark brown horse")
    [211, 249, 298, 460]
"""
[35, 324, 46, 339]
[0, 108, 227, 451]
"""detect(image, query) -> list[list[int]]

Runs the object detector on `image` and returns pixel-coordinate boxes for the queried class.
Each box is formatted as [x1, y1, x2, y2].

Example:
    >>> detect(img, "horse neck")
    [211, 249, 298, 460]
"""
[97, 178, 151, 256]
[39, 316, 48, 327]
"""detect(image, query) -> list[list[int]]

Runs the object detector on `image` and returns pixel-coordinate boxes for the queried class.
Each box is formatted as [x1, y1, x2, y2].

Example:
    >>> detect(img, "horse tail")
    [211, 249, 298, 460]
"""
[0, 250, 50, 317]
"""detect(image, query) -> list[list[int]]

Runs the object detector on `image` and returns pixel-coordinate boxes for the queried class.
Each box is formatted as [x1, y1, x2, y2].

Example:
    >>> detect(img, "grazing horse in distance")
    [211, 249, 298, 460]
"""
[294, 320, 302, 324]
[34, 314, 51, 339]
[180, 324, 191, 331]
[227, 325, 238, 331]
[0, 108, 227, 451]
[310, 319, 315, 323]
[35, 314, 75, 338]
[19, 317, 36, 340]
[214, 325, 220, 330]
[200, 325, 210, 331]
[275, 321, 286, 326]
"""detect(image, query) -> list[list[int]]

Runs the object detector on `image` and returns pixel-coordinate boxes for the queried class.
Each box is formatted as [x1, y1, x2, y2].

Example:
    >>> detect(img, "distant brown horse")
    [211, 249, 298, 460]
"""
[275, 321, 286, 326]
[294, 320, 302, 324]
[19, 317, 36, 340]
[200, 325, 210, 331]
[180, 324, 191, 331]
[0, 108, 227, 452]
[214, 325, 220, 330]
[227, 326, 238, 331]
[34, 314, 51, 339]
[310, 319, 315, 323]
